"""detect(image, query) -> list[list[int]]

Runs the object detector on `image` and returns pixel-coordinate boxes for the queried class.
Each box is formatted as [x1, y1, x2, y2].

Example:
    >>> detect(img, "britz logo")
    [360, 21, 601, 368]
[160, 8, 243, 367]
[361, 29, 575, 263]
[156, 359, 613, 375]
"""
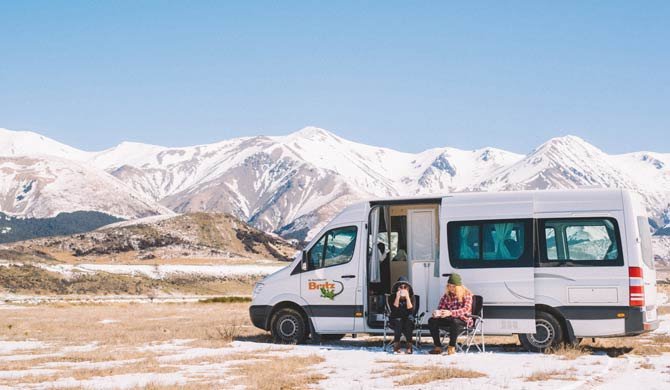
[308, 279, 344, 300]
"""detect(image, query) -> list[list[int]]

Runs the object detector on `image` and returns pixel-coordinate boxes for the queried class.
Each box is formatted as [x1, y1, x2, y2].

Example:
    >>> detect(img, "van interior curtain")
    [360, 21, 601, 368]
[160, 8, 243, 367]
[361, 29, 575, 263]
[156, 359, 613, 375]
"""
[369, 206, 381, 283]
[491, 223, 513, 259]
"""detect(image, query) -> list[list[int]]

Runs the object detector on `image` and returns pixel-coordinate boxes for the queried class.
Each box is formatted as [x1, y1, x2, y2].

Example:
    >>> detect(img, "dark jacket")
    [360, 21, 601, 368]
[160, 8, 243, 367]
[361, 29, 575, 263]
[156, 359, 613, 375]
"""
[389, 276, 415, 320]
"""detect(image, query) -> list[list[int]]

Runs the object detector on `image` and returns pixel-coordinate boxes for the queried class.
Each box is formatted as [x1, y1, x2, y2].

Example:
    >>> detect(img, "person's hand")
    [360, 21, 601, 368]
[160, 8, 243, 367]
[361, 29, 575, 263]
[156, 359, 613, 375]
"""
[432, 310, 440, 318]
[441, 310, 452, 317]
[399, 289, 408, 298]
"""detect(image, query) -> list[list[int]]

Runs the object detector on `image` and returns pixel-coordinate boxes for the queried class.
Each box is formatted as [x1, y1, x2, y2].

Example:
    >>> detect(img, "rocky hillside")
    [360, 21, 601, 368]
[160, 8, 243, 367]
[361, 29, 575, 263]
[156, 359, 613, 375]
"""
[4, 213, 297, 263]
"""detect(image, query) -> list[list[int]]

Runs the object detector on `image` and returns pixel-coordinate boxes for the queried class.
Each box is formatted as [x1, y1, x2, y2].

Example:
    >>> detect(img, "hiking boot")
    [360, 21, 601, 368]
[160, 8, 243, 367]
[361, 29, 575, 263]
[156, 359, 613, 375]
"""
[393, 342, 401, 353]
[428, 346, 442, 355]
[406, 344, 413, 354]
[447, 346, 456, 355]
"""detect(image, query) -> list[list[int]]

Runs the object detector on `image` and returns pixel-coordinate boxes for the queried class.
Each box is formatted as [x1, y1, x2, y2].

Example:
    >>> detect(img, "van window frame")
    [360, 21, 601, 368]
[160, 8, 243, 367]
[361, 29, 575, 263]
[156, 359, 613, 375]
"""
[447, 218, 534, 269]
[538, 217, 624, 267]
[305, 225, 358, 272]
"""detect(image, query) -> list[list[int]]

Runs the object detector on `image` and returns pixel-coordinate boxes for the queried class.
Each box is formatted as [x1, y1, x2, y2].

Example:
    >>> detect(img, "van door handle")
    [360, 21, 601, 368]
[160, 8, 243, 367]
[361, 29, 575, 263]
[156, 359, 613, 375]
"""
[442, 273, 452, 277]
[341, 275, 356, 279]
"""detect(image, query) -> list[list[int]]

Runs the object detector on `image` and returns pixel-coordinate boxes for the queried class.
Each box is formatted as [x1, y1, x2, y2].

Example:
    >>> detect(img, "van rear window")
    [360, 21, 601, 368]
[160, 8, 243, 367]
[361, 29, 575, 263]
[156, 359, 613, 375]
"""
[538, 218, 623, 267]
[637, 216, 655, 269]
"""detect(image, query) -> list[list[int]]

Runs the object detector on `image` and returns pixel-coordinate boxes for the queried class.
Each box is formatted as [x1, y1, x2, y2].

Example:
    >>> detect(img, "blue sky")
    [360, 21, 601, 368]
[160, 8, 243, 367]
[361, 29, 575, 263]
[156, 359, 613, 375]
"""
[1, 1, 668, 154]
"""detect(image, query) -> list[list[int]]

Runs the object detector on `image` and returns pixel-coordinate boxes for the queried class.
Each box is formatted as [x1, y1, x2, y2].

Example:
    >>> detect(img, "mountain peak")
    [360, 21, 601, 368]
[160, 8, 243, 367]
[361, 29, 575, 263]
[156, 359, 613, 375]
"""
[534, 134, 603, 155]
[0, 127, 90, 160]
[287, 126, 338, 140]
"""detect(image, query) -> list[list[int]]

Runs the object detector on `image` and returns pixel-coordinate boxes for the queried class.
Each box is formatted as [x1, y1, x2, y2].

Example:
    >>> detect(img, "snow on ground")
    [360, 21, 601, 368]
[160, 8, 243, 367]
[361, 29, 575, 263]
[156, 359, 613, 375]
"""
[97, 319, 119, 324]
[0, 260, 285, 279]
[0, 341, 46, 354]
[4, 324, 670, 389]
[70, 263, 285, 278]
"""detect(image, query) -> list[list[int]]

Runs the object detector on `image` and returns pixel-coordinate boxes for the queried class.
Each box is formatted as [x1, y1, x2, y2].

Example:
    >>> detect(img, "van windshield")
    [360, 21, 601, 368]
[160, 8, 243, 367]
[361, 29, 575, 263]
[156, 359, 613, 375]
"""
[637, 216, 655, 269]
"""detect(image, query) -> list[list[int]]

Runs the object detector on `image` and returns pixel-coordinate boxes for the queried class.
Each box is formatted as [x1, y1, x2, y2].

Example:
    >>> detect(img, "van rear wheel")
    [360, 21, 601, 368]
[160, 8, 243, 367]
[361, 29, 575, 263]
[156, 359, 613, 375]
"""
[519, 311, 564, 352]
[271, 308, 308, 344]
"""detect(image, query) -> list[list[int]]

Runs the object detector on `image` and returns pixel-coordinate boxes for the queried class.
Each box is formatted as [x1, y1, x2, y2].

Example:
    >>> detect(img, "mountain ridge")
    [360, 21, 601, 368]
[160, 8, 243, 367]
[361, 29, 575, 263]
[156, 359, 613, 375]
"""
[0, 127, 668, 241]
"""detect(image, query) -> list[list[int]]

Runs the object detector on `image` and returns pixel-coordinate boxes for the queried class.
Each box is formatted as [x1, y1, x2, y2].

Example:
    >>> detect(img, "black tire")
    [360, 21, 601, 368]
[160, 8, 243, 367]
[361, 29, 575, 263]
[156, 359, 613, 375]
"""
[519, 311, 564, 352]
[271, 308, 308, 344]
[320, 333, 346, 341]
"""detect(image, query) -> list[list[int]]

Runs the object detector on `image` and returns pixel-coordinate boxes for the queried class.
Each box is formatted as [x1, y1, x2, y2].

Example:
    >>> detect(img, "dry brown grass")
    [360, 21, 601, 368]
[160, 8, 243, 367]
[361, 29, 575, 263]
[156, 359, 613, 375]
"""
[230, 354, 327, 390]
[0, 302, 258, 346]
[0, 263, 258, 296]
[545, 344, 590, 360]
[0, 302, 287, 388]
[524, 369, 577, 382]
[393, 365, 486, 386]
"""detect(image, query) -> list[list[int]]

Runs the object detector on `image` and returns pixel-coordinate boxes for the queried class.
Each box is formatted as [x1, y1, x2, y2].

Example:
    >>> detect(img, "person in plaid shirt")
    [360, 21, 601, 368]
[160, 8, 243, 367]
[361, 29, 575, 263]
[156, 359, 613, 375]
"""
[428, 273, 473, 355]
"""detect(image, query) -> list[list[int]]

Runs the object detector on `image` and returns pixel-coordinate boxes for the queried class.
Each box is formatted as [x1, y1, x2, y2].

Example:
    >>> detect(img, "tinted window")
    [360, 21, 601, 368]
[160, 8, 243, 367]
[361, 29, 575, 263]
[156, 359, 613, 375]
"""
[448, 219, 532, 268]
[637, 216, 655, 269]
[308, 235, 325, 269]
[308, 226, 357, 270]
[545, 227, 558, 260]
[539, 218, 623, 267]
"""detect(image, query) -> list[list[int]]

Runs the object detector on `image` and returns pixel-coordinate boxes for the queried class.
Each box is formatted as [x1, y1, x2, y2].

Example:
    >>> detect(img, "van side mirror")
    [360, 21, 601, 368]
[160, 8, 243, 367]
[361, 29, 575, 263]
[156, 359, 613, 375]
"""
[301, 250, 308, 271]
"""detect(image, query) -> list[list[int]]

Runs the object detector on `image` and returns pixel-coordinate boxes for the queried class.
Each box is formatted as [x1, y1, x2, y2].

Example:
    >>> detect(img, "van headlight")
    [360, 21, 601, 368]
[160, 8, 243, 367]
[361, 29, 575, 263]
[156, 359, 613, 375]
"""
[252, 283, 265, 299]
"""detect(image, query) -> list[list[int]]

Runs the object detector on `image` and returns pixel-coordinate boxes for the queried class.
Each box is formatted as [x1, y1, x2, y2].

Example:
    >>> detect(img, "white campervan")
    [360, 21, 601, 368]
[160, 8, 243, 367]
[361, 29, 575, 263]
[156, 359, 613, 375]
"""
[250, 189, 659, 351]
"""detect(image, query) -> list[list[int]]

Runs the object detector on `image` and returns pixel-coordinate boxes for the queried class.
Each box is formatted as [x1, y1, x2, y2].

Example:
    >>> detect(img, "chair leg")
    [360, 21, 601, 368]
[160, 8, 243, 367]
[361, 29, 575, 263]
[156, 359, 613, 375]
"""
[382, 319, 388, 351]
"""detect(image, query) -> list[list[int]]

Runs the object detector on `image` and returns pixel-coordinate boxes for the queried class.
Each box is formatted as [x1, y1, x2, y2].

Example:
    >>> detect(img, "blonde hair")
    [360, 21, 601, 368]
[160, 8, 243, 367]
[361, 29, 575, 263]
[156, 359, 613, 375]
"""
[448, 284, 471, 303]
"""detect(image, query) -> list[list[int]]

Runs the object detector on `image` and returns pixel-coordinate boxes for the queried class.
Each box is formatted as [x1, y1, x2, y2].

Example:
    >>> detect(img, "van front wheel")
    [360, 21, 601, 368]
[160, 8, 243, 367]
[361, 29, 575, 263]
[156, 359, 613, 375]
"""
[271, 308, 308, 344]
[519, 311, 563, 352]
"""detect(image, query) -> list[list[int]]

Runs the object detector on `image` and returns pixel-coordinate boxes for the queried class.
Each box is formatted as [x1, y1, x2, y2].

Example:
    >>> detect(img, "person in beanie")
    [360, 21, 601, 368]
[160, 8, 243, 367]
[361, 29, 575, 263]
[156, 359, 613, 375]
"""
[427, 273, 473, 355]
[389, 276, 415, 354]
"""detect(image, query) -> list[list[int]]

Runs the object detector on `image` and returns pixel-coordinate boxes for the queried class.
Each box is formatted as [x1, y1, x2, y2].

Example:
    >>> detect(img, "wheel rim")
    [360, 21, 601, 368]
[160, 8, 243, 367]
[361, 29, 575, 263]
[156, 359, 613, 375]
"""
[529, 318, 554, 348]
[278, 316, 299, 339]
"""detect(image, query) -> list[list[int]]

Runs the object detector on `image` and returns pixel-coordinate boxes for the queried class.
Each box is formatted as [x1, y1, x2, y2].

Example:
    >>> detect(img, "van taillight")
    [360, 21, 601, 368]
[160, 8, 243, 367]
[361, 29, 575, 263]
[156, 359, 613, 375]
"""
[629, 267, 645, 307]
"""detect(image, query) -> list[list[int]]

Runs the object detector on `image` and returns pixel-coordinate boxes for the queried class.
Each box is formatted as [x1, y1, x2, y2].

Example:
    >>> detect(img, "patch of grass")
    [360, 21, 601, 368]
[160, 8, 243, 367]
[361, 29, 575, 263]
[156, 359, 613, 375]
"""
[651, 334, 670, 344]
[545, 344, 590, 360]
[524, 369, 577, 382]
[394, 365, 486, 386]
[206, 321, 243, 343]
[230, 354, 326, 390]
[198, 296, 251, 303]
[0, 264, 258, 296]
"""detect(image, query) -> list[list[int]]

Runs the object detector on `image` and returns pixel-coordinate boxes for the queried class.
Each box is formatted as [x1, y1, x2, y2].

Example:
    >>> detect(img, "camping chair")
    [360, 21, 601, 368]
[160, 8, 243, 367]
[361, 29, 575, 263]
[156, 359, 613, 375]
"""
[382, 294, 425, 351]
[439, 294, 485, 353]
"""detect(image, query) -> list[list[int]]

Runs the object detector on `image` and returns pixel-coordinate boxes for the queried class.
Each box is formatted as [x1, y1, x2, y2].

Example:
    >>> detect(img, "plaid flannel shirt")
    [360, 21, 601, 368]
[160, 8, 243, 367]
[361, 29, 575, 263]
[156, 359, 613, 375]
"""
[437, 292, 474, 327]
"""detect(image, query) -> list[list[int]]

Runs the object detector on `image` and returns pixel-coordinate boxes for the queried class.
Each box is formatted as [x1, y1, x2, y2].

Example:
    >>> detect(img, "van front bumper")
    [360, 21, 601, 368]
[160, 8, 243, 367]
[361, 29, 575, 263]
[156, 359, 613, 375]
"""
[249, 305, 271, 331]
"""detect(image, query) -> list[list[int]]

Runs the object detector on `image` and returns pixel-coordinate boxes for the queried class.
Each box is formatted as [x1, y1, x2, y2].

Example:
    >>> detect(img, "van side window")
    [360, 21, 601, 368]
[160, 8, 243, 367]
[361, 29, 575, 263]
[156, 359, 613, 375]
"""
[637, 216, 655, 269]
[447, 219, 533, 268]
[308, 226, 357, 270]
[539, 218, 623, 267]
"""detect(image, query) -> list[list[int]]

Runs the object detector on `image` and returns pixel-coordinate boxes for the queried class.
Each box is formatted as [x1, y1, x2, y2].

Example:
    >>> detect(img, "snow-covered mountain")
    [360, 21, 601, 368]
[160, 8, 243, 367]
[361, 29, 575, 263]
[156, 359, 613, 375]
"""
[85, 127, 525, 237]
[0, 155, 172, 219]
[0, 128, 92, 161]
[0, 129, 172, 220]
[0, 126, 668, 241]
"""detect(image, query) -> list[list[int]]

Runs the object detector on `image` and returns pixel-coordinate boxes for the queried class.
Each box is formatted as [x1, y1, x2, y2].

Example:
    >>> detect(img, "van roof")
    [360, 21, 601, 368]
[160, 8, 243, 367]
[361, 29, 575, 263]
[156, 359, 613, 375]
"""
[364, 188, 627, 204]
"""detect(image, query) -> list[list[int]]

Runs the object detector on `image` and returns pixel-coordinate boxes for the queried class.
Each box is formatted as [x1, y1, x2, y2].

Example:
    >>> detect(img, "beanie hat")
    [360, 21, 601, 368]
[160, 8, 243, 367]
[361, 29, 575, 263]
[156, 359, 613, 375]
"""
[448, 273, 462, 286]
